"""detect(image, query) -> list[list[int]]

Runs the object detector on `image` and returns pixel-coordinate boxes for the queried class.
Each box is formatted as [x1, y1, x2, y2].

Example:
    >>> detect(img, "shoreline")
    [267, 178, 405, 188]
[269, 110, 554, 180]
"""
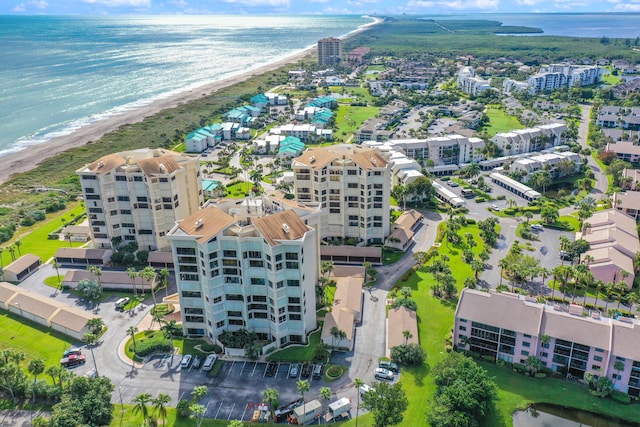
[0, 16, 382, 186]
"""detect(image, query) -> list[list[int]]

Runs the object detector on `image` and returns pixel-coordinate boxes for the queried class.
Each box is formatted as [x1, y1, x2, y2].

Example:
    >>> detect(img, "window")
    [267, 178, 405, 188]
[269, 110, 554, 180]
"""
[177, 247, 196, 255]
[459, 326, 467, 331]
[287, 279, 300, 287]
[460, 318, 467, 323]
[226, 294, 244, 301]
[592, 365, 601, 371]
[213, 296, 222, 304]
[521, 350, 529, 356]
[223, 250, 237, 258]
[288, 297, 301, 304]
[250, 278, 266, 285]
[286, 252, 298, 260]
[115, 175, 127, 181]
[286, 262, 299, 269]
[249, 260, 264, 268]
[594, 356, 603, 362]
[522, 342, 531, 348]
[540, 352, 548, 358]
[216, 320, 225, 328]
[181, 290, 201, 298]
[227, 311, 243, 318]
[289, 314, 302, 321]
[117, 196, 130, 201]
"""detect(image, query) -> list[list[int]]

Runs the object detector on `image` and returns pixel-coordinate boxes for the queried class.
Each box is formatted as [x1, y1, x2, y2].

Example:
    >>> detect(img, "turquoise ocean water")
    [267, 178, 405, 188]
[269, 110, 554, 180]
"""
[0, 15, 370, 157]
[0, 13, 639, 158]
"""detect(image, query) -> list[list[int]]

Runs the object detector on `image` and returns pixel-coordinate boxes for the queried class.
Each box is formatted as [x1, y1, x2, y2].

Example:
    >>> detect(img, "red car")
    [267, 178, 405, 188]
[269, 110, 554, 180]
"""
[61, 353, 86, 368]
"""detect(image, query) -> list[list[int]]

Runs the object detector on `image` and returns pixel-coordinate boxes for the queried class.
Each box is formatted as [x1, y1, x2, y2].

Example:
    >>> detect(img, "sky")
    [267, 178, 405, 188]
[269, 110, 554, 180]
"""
[5, 0, 640, 15]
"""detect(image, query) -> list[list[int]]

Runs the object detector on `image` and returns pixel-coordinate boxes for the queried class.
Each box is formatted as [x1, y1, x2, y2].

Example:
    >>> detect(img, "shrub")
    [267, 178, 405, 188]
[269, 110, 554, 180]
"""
[467, 351, 480, 359]
[534, 373, 547, 379]
[133, 337, 172, 357]
[475, 197, 486, 203]
[496, 195, 506, 200]
[481, 355, 495, 363]
[465, 218, 476, 224]
[513, 363, 527, 374]
[612, 390, 631, 404]
[391, 343, 426, 365]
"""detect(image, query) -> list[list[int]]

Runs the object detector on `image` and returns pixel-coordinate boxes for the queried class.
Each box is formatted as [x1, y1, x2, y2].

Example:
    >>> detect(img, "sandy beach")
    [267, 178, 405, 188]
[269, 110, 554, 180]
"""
[0, 17, 382, 186]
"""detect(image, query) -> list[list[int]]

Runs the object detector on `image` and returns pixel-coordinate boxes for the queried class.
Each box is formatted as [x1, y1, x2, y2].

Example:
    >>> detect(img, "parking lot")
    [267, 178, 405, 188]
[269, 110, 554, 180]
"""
[112, 357, 333, 422]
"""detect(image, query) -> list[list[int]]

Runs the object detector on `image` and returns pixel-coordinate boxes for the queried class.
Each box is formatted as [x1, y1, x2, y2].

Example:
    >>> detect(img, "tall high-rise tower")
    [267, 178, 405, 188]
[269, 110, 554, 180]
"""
[317, 37, 343, 66]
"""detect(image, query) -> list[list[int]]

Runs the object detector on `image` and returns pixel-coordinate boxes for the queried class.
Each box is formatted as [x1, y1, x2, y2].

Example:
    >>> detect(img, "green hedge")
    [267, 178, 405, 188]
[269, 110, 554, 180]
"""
[513, 363, 527, 374]
[133, 337, 172, 357]
[534, 372, 547, 379]
[612, 390, 631, 404]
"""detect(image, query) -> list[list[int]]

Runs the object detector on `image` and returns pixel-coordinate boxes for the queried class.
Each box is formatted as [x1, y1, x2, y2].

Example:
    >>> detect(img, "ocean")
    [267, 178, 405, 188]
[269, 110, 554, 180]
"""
[1, 13, 639, 159]
[0, 15, 370, 157]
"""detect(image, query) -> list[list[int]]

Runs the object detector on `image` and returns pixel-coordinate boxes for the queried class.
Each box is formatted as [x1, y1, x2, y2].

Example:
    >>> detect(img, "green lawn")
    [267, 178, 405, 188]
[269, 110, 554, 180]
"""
[0, 203, 86, 266]
[0, 311, 74, 370]
[481, 107, 524, 137]
[266, 327, 322, 362]
[225, 181, 254, 198]
[334, 105, 381, 142]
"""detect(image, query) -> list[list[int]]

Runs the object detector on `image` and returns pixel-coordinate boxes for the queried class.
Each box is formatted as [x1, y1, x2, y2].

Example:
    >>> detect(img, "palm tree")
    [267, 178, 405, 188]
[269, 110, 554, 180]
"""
[330, 326, 341, 348]
[507, 198, 516, 209]
[83, 332, 99, 376]
[402, 330, 413, 346]
[465, 163, 481, 179]
[498, 257, 509, 286]
[320, 386, 332, 425]
[296, 380, 310, 424]
[593, 279, 604, 311]
[52, 261, 62, 288]
[354, 378, 364, 427]
[262, 388, 279, 422]
[158, 268, 170, 297]
[86, 317, 105, 335]
[140, 266, 156, 298]
[14, 240, 22, 257]
[152, 393, 171, 426]
[127, 267, 138, 298]
[133, 392, 153, 424]
[161, 320, 180, 364]
[8, 246, 16, 262]
[127, 326, 139, 353]
[27, 358, 45, 403]
[0, 246, 4, 268]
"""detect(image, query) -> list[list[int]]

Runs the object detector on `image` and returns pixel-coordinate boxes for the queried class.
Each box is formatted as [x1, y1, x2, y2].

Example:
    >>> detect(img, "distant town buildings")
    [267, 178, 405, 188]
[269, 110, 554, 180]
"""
[292, 144, 390, 245]
[317, 37, 343, 66]
[346, 46, 370, 65]
[454, 288, 640, 396]
[456, 66, 491, 96]
[167, 195, 321, 347]
[77, 148, 203, 251]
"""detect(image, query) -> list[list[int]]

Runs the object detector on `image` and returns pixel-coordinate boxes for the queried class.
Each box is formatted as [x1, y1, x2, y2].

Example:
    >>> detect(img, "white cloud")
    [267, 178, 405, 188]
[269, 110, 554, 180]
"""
[82, 0, 151, 7]
[516, 0, 543, 5]
[29, 0, 48, 8]
[12, 2, 26, 12]
[221, 0, 290, 6]
[611, 1, 640, 11]
[405, 0, 499, 10]
[167, 0, 188, 7]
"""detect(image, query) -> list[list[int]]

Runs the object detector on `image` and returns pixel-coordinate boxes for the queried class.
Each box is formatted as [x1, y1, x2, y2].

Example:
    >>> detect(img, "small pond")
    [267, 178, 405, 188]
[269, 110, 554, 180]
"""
[513, 403, 640, 427]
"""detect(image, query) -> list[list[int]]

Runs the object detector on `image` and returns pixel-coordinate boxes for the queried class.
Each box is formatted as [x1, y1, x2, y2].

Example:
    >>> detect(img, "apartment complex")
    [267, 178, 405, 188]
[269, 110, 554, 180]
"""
[454, 289, 640, 396]
[166, 195, 321, 349]
[292, 145, 390, 245]
[527, 63, 602, 94]
[577, 209, 638, 288]
[317, 37, 343, 66]
[456, 66, 491, 96]
[77, 148, 202, 252]
[613, 169, 640, 221]
[597, 106, 640, 130]
[492, 123, 567, 156]
[510, 151, 582, 182]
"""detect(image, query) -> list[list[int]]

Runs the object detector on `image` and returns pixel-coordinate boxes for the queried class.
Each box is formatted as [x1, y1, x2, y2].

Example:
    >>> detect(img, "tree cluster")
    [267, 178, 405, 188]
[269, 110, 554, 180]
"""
[426, 352, 497, 427]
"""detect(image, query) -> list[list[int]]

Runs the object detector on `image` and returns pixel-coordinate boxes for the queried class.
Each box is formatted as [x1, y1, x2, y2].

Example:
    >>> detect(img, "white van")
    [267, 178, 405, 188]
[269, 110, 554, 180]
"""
[359, 384, 373, 397]
[203, 354, 217, 371]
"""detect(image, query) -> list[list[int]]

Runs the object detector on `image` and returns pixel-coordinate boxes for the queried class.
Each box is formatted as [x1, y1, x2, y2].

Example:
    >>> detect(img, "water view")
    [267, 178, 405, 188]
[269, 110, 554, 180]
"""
[513, 403, 640, 427]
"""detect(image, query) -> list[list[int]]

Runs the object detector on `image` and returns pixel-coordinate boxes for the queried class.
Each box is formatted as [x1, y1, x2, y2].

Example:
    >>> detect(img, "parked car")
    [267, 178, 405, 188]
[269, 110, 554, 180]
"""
[265, 362, 277, 377]
[359, 384, 373, 397]
[490, 204, 500, 212]
[61, 354, 86, 368]
[374, 368, 394, 381]
[203, 354, 218, 372]
[180, 354, 193, 369]
[301, 363, 311, 379]
[312, 363, 323, 380]
[447, 181, 459, 187]
[63, 347, 82, 357]
[289, 363, 300, 378]
[378, 360, 399, 373]
[530, 224, 544, 232]
[115, 297, 130, 311]
[192, 355, 202, 369]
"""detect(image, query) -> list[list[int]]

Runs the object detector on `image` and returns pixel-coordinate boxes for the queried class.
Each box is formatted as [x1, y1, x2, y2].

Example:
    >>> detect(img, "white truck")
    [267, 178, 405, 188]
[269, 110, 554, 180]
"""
[291, 399, 322, 425]
[325, 397, 352, 422]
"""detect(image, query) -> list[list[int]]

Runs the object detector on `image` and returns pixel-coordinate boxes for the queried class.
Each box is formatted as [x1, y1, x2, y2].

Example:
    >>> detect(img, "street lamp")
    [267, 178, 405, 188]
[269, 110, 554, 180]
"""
[14, 302, 23, 318]
[118, 386, 124, 413]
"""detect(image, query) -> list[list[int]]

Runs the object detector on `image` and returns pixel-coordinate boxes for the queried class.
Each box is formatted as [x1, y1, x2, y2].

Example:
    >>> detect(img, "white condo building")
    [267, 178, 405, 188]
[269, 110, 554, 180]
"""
[292, 145, 390, 245]
[167, 195, 320, 348]
[527, 63, 602, 94]
[456, 66, 492, 96]
[492, 123, 567, 156]
[77, 148, 202, 252]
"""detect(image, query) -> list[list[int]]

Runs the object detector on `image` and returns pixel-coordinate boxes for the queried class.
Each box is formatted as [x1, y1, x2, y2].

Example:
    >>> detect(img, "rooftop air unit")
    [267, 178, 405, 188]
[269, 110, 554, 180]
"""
[282, 223, 290, 233]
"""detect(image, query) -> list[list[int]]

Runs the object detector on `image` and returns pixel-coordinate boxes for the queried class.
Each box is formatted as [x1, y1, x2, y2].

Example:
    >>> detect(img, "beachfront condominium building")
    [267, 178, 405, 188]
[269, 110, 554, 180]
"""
[166, 195, 320, 349]
[317, 37, 343, 66]
[527, 63, 602, 95]
[77, 148, 202, 252]
[292, 144, 390, 245]
[454, 288, 640, 396]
